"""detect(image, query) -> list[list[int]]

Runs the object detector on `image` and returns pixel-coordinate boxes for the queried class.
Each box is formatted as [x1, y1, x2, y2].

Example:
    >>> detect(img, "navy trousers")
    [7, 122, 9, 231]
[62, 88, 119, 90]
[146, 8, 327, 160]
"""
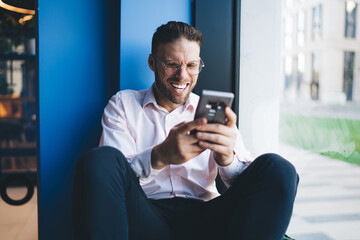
[72, 146, 299, 240]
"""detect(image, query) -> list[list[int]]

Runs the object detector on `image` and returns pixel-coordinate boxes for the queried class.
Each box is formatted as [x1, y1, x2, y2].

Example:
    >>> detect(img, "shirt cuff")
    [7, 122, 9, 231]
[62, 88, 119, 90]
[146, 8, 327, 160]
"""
[217, 151, 250, 187]
[129, 148, 164, 181]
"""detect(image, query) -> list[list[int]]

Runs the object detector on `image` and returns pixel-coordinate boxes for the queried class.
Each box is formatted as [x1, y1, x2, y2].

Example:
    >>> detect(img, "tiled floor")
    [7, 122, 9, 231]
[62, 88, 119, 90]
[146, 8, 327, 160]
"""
[279, 144, 360, 240]
[0, 144, 359, 240]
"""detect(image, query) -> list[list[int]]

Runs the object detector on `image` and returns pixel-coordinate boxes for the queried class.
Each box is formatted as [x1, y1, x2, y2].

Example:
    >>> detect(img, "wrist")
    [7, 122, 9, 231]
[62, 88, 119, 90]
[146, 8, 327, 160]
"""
[214, 152, 234, 167]
[151, 145, 168, 169]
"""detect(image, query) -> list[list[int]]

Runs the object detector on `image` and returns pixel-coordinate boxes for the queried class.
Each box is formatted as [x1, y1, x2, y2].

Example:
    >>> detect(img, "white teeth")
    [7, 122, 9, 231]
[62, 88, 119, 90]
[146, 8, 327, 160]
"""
[171, 83, 187, 90]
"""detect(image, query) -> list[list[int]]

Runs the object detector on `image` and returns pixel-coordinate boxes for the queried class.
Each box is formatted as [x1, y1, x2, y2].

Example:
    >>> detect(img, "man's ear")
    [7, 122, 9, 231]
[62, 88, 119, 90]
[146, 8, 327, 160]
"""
[148, 54, 155, 72]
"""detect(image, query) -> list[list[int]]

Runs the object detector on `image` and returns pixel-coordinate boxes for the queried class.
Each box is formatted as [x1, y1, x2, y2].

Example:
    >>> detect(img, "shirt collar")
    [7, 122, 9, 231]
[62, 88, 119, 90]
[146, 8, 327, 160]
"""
[185, 92, 198, 113]
[142, 84, 198, 113]
[142, 85, 158, 109]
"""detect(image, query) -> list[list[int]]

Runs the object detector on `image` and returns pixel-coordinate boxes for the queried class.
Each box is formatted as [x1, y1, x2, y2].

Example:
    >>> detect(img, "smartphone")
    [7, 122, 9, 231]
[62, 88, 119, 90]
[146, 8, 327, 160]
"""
[194, 90, 234, 124]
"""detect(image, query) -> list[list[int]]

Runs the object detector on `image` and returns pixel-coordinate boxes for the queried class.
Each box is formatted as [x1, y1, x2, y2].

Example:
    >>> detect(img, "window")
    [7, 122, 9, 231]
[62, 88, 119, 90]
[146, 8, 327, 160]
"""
[280, 1, 360, 237]
[311, 52, 320, 100]
[345, 1, 357, 38]
[296, 53, 305, 95]
[312, 4, 322, 40]
[284, 55, 293, 97]
[343, 51, 355, 101]
[297, 11, 305, 46]
[285, 15, 293, 49]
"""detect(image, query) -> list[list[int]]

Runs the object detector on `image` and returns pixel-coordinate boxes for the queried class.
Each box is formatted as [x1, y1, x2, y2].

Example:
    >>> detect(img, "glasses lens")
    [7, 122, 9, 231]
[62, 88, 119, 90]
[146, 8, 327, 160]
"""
[186, 62, 199, 75]
[162, 59, 204, 76]
[188, 60, 204, 75]
[165, 67, 177, 75]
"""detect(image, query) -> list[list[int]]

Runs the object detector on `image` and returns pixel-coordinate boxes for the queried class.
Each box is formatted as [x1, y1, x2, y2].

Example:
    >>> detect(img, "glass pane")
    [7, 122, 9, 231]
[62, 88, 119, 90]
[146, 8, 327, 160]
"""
[0, 4, 37, 240]
[280, 0, 360, 238]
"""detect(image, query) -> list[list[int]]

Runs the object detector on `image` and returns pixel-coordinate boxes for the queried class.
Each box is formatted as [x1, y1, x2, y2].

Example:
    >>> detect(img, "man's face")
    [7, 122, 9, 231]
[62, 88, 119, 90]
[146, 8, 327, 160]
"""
[149, 37, 201, 111]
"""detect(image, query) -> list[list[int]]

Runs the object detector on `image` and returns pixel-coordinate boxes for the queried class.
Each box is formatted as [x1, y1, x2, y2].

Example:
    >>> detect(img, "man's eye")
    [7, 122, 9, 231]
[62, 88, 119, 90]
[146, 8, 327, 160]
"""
[187, 63, 199, 68]
[166, 62, 179, 68]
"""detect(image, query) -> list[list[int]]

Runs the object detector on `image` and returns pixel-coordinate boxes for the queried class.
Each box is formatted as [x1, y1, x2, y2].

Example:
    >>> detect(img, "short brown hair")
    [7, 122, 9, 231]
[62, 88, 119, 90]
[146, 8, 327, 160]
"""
[151, 21, 203, 55]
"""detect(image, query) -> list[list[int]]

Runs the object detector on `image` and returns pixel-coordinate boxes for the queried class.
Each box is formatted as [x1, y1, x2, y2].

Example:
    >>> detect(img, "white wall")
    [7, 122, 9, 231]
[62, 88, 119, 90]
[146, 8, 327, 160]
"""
[239, 0, 282, 157]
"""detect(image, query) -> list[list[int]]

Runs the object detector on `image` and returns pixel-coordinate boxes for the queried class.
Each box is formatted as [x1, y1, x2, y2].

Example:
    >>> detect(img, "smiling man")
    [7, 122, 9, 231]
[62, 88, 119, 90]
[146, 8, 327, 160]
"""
[151, 37, 200, 108]
[72, 21, 299, 240]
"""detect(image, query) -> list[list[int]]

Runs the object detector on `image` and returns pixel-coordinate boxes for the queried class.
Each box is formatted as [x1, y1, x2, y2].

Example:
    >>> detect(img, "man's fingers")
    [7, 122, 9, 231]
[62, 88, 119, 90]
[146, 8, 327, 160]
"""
[187, 142, 207, 153]
[225, 106, 237, 127]
[198, 140, 232, 156]
[172, 121, 188, 130]
[176, 118, 207, 135]
[196, 122, 237, 140]
[196, 131, 231, 146]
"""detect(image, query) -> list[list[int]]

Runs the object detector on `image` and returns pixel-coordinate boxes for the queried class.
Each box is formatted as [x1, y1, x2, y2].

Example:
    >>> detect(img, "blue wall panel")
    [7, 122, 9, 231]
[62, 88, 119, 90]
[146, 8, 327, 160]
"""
[38, 0, 119, 239]
[120, 0, 192, 90]
[38, 0, 190, 239]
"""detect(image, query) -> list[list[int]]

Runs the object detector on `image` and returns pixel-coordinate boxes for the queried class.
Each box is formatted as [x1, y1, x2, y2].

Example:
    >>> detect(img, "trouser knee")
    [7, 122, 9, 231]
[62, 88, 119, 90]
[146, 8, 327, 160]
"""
[254, 153, 299, 198]
[75, 146, 130, 183]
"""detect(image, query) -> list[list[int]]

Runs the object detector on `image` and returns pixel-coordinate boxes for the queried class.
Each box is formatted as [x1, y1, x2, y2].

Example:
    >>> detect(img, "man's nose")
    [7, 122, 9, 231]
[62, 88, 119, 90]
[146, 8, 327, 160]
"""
[176, 65, 190, 78]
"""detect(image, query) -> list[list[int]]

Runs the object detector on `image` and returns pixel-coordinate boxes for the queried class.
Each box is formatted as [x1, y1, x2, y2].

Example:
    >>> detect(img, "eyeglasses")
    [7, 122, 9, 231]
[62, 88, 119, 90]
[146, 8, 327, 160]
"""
[153, 55, 205, 76]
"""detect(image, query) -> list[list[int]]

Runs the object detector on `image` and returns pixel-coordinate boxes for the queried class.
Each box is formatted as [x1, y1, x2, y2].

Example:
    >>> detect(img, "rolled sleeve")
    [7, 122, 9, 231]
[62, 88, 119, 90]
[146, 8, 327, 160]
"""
[100, 92, 165, 183]
[217, 152, 250, 187]
[216, 131, 253, 187]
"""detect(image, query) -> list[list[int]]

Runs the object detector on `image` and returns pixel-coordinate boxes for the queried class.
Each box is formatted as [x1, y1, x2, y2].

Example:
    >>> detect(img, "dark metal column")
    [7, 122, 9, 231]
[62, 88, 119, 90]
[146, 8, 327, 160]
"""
[193, 0, 241, 117]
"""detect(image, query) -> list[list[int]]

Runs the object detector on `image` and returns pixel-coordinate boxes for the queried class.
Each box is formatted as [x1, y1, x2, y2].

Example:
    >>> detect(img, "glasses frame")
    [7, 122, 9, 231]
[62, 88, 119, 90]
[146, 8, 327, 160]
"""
[153, 55, 205, 76]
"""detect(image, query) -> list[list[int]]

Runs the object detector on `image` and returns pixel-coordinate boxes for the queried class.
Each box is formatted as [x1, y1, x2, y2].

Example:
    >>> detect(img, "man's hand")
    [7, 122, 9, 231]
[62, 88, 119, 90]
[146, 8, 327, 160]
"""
[151, 118, 207, 169]
[195, 107, 238, 166]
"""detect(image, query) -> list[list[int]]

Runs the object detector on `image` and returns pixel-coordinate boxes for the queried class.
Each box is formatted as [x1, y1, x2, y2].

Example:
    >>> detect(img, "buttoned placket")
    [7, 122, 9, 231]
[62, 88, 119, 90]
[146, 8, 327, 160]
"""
[164, 107, 186, 197]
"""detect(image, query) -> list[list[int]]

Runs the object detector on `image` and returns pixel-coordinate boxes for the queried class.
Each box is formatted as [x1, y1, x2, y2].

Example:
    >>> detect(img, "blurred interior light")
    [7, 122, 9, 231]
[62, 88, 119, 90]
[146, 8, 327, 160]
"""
[19, 15, 34, 25]
[0, 0, 35, 15]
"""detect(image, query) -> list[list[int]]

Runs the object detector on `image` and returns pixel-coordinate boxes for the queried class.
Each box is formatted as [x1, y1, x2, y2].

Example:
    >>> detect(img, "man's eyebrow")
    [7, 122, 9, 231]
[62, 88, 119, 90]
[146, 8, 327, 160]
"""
[164, 59, 199, 63]
[160, 58, 176, 62]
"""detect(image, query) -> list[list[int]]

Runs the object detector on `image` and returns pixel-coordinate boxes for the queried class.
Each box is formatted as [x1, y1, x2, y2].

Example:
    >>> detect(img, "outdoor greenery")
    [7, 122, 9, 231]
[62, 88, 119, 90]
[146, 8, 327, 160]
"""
[279, 114, 360, 166]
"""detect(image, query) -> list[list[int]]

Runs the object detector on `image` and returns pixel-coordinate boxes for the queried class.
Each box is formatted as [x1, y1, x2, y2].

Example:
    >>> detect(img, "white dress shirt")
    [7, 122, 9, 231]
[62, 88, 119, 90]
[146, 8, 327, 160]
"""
[100, 86, 253, 201]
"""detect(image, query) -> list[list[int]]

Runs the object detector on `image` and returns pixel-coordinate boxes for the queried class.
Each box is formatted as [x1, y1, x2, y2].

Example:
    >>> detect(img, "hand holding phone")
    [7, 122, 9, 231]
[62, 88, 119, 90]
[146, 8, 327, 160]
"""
[192, 90, 237, 166]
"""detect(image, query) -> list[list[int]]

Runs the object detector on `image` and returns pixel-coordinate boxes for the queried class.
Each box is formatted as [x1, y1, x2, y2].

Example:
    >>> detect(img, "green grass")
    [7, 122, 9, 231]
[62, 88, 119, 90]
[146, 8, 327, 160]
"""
[279, 114, 360, 166]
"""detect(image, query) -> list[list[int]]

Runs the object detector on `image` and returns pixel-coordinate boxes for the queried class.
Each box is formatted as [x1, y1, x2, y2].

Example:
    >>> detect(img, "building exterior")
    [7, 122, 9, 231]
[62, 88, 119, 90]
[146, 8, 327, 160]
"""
[281, 0, 360, 103]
